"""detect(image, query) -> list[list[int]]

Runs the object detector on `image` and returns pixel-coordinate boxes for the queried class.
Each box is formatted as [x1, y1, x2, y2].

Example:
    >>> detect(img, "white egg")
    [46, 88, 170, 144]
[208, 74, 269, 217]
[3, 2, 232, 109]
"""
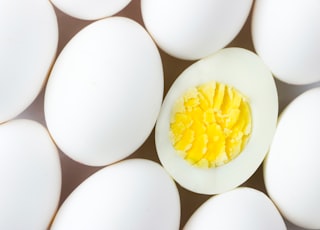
[141, 0, 253, 60]
[252, 0, 320, 85]
[0, 0, 58, 123]
[45, 17, 163, 166]
[264, 87, 320, 229]
[50, 159, 180, 230]
[184, 187, 286, 230]
[51, 0, 131, 20]
[156, 48, 278, 194]
[0, 119, 61, 229]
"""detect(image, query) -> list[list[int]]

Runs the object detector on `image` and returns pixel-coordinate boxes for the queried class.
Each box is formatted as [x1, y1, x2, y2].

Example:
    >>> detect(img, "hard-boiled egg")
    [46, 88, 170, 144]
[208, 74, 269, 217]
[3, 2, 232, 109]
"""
[252, 0, 320, 85]
[264, 87, 320, 229]
[45, 17, 163, 166]
[156, 48, 278, 194]
[50, 159, 180, 230]
[141, 0, 253, 60]
[51, 0, 131, 20]
[184, 187, 286, 230]
[0, 119, 61, 229]
[0, 0, 58, 123]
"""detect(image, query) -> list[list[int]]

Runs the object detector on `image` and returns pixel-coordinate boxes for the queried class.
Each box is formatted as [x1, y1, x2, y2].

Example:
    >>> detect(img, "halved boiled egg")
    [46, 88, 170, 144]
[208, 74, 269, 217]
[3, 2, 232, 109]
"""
[155, 48, 278, 194]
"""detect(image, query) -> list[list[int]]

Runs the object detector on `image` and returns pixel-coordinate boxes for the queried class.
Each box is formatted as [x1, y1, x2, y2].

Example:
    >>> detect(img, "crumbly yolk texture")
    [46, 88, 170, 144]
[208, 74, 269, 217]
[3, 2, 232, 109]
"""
[169, 81, 252, 168]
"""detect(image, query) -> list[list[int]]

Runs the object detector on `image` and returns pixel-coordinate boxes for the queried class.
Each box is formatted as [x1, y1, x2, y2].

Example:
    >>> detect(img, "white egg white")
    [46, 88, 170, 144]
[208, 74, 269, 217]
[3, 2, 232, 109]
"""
[184, 187, 286, 230]
[264, 87, 320, 229]
[156, 48, 278, 194]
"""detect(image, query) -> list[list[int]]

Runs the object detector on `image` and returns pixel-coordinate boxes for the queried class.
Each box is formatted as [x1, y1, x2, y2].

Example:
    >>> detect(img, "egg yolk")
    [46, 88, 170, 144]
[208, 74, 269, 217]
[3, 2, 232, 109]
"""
[169, 81, 252, 168]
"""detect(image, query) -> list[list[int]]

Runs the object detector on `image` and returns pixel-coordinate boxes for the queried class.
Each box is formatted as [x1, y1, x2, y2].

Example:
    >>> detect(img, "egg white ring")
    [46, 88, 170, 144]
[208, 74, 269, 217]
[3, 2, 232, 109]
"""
[156, 47, 278, 194]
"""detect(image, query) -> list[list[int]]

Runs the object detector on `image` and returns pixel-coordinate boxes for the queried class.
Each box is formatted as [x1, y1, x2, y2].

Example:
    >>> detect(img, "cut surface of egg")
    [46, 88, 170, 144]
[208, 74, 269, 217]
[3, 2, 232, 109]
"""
[156, 48, 278, 194]
[0, 119, 61, 229]
[141, 0, 253, 60]
[0, 0, 58, 123]
[45, 17, 163, 166]
[170, 81, 252, 168]
[184, 187, 286, 230]
[51, 159, 180, 230]
[264, 87, 320, 229]
[51, 0, 131, 20]
[252, 0, 320, 85]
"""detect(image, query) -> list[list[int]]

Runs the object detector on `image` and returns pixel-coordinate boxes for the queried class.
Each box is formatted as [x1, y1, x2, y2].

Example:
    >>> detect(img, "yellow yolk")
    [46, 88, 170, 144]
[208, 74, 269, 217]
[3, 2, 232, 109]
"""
[170, 81, 252, 168]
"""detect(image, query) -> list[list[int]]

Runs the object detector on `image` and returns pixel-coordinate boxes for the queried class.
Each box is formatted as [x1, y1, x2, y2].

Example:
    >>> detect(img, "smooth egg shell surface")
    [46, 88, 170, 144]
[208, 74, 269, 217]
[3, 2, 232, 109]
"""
[252, 0, 320, 85]
[141, 0, 253, 60]
[0, 119, 61, 229]
[184, 187, 286, 230]
[264, 87, 320, 229]
[45, 17, 163, 166]
[51, 159, 180, 230]
[156, 48, 278, 194]
[0, 0, 58, 123]
[51, 0, 131, 20]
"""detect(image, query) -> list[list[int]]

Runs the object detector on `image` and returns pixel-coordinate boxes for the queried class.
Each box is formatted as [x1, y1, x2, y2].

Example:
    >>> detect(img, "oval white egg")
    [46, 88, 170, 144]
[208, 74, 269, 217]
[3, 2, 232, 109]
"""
[51, 0, 131, 20]
[0, 119, 61, 229]
[156, 48, 278, 194]
[264, 87, 320, 229]
[0, 0, 58, 123]
[45, 17, 163, 166]
[50, 159, 180, 230]
[141, 0, 253, 60]
[184, 187, 286, 230]
[252, 0, 320, 85]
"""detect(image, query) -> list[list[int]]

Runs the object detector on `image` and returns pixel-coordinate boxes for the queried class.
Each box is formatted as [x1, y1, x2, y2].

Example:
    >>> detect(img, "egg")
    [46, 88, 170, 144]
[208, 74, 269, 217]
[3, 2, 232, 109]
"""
[184, 187, 286, 230]
[44, 17, 163, 166]
[141, 0, 253, 60]
[51, 0, 131, 20]
[0, 0, 58, 123]
[156, 47, 278, 194]
[50, 159, 180, 230]
[264, 87, 320, 229]
[0, 119, 61, 229]
[252, 0, 320, 85]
